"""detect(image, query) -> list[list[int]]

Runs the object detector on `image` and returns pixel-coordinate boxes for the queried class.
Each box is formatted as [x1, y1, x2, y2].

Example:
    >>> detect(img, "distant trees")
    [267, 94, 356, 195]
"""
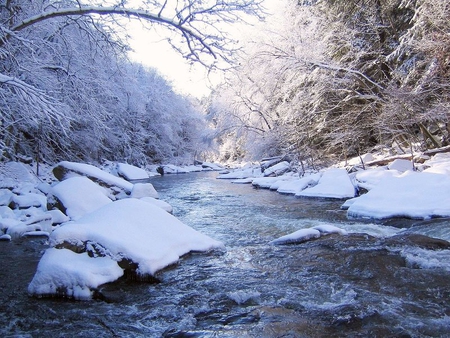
[0, 0, 263, 164]
[207, 0, 450, 164]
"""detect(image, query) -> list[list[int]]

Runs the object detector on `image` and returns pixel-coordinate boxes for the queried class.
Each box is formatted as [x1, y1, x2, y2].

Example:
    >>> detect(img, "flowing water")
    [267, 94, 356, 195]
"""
[1, 171, 449, 337]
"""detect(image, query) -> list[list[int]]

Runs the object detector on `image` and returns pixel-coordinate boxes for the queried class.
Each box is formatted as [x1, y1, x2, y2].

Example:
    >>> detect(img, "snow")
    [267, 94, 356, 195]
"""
[117, 163, 149, 180]
[49, 176, 112, 220]
[56, 161, 134, 192]
[130, 182, 159, 199]
[263, 161, 290, 176]
[11, 193, 47, 209]
[140, 196, 173, 213]
[50, 198, 224, 276]
[388, 159, 414, 172]
[270, 228, 321, 245]
[28, 248, 123, 300]
[277, 173, 322, 194]
[354, 168, 401, 191]
[296, 168, 356, 199]
[312, 224, 348, 235]
[0, 189, 13, 206]
[347, 171, 450, 219]
[218, 167, 261, 179]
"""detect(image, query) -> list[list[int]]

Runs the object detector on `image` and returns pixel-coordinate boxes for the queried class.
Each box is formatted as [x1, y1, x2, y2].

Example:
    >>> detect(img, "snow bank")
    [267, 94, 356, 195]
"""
[50, 198, 224, 276]
[28, 248, 123, 300]
[48, 176, 112, 220]
[296, 168, 356, 199]
[117, 163, 149, 180]
[348, 171, 450, 219]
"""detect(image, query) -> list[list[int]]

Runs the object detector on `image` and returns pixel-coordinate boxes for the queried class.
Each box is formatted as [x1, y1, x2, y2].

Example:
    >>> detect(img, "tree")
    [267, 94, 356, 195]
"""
[0, 0, 263, 163]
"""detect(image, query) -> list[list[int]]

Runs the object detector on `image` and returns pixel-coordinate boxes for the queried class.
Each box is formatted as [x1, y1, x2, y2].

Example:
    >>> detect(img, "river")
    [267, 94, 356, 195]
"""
[1, 171, 449, 337]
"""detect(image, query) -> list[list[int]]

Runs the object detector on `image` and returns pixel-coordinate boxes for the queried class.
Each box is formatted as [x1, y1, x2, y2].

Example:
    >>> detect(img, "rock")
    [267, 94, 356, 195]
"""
[388, 159, 414, 172]
[116, 163, 149, 181]
[263, 161, 290, 177]
[52, 161, 133, 193]
[48, 176, 112, 220]
[385, 233, 450, 250]
[0, 189, 13, 206]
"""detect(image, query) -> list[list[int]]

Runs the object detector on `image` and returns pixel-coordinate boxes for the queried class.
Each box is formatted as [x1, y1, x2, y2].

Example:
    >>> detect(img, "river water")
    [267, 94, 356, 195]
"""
[1, 171, 449, 337]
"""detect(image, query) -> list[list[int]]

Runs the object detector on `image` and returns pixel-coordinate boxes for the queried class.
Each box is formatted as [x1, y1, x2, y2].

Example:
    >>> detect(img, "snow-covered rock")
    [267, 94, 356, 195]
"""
[53, 161, 134, 192]
[271, 228, 321, 245]
[312, 224, 348, 235]
[388, 159, 414, 172]
[252, 177, 287, 189]
[48, 176, 112, 220]
[263, 161, 290, 177]
[277, 173, 322, 194]
[140, 196, 173, 213]
[130, 183, 159, 199]
[117, 163, 149, 180]
[354, 168, 401, 191]
[348, 171, 450, 219]
[0, 189, 13, 206]
[50, 198, 224, 277]
[11, 193, 47, 209]
[296, 168, 356, 199]
[28, 248, 123, 300]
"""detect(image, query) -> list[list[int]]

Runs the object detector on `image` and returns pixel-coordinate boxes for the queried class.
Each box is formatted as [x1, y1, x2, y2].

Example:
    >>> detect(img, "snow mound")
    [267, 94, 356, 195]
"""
[277, 173, 322, 194]
[271, 228, 321, 245]
[354, 168, 401, 191]
[53, 161, 133, 192]
[296, 168, 356, 199]
[28, 248, 123, 300]
[48, 176, 112, 220]
[117, 163, 149, 180]
[312, 224, 348, 235]
[130, 182, 159, 199]
[50, 198, 224, 276]
[348, 171, 450, 219]
[140, 197, 173, 213]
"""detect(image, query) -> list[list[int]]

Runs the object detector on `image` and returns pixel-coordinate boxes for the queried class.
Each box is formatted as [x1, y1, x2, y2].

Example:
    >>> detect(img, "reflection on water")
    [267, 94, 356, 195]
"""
[1, 171, 449, 337]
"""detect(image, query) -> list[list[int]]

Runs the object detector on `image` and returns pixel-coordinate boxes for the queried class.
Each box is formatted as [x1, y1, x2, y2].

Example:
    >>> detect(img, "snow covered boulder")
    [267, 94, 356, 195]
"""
[48, 176, 112, 220]
[130, 182, 159, 199]
[0, 189, 13, 206]
[28, 248, 123, 300]
[140, 197, 173, 213]
[270, 228, 321, 245]
[388, 159, 414, 172]
[53, 161, 133, 193]
[263, 161, 290, 177]
[117, 163, 149, 181]
[296, 168, 356, 199]
[277, 173, 322, 195]
[347, 171, 450, 219]
[50, 198, 224, 280]
[10, 193, 47, 210]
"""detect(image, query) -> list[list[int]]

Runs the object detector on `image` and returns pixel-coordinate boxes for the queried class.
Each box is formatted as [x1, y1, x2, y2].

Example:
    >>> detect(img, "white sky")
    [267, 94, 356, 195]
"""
[127, 0, 278, 99]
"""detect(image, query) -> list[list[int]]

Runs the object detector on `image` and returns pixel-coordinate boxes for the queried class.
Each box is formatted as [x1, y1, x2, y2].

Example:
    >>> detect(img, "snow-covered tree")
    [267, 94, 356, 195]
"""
[1, 0, 262, 163]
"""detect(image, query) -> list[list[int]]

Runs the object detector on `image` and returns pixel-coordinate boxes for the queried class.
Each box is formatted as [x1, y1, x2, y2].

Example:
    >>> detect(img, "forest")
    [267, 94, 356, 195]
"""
[1, 0, 449, 167]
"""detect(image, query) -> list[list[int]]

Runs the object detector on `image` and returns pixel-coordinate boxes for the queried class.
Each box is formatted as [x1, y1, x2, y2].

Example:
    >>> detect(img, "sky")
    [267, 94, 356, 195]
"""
[128, 0, 278, 99]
